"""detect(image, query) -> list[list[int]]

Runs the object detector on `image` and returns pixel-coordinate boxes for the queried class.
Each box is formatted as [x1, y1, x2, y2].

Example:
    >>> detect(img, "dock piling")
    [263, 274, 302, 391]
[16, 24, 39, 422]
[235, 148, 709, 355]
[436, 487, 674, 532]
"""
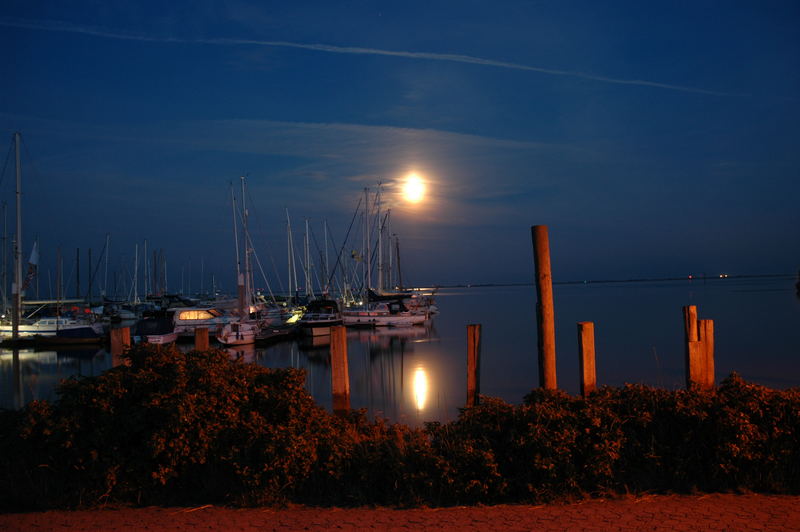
[531, 225, 557, 389]
[699, 319, 715, 388]
[466, 324, 482, 407]
[330, 325, 350, 415]
[577, 321, 596, 396]
[683, 306, 715, 390]
[683, 305, 703, 389]
[195, 327, 209, 351]
[110, 326, 130, 362]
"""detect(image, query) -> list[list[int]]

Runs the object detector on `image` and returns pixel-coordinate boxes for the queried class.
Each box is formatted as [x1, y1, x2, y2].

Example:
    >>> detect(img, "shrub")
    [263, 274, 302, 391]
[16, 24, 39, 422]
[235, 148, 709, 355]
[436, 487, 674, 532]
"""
[1, 345, 798, 511]
[708, 373, 800, 491]
[1, 344, 338, 509]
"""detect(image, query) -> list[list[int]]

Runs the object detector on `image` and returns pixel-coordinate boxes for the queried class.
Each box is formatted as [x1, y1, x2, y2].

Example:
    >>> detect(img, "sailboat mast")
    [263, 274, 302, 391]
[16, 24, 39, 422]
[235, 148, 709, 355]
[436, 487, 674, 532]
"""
[103, 233, 110, 297]
[56, 248, 62, 310]
[395, 235, 403, 290]
[2, 201, 7, 316]
[304, 218, 312, 298]
[53, 248, 62, 329]
[377, 184, 383, 292]
[286, 210, 291, 298]
[75, 248, 80, 299]
[12, 132, 21, 340]
[134, 244, 139, 303]
[240, 176, 251, 310]
[324, 219, 329, 296]
[364, 187, 370, 292]
[386, 209, 394, 290]
[143, 239, 148, 298]
[231, 185, 241, 280]
[286, 209, 298, 301]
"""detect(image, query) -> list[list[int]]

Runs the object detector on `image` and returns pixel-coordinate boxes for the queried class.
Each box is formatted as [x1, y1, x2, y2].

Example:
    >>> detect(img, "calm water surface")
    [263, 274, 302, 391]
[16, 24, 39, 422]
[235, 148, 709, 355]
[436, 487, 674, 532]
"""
[2, 277, 798, 424]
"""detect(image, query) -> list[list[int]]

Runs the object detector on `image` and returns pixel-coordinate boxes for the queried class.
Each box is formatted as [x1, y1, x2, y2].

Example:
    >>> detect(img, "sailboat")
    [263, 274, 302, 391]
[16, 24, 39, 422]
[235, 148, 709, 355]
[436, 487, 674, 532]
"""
[297, 298, 342, 336]
[295, 219, 343, 336]
[0, 131, 26, 343]
[0, 134, 106, 344]
[341, 299, 428, 327]
[216, 177, 262, 346]
[338, 185, 431, 328]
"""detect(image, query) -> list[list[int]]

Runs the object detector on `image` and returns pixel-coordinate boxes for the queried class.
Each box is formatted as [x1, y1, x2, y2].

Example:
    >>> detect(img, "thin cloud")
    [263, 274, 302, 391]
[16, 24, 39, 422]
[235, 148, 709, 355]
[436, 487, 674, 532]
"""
[1, 17, 742, 97]
[0, 111, 568, 154]
[3, 111, 589, 229]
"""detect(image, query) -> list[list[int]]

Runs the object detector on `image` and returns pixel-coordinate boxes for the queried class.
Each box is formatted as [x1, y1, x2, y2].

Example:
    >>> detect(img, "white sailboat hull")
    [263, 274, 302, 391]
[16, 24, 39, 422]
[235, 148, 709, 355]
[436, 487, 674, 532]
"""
[216, 320, 259, 345]
[341, 309, 427, 327]
[0, 318, 103, 340]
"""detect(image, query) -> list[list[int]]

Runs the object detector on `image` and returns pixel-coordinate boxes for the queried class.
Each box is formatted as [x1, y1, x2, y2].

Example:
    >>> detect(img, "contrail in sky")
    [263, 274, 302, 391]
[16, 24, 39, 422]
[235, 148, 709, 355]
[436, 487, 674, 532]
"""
[2, 17, 741, 97]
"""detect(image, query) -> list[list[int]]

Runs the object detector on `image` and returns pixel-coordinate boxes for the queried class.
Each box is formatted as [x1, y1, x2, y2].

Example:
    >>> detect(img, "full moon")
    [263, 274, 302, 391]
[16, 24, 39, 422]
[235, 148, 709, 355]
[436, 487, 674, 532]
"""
[402, 174, 426, 203]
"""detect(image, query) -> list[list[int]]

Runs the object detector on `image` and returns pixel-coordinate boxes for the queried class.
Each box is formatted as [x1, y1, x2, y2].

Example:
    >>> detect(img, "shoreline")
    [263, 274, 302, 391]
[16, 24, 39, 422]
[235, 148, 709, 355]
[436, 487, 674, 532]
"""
[430, 272, 796, 289]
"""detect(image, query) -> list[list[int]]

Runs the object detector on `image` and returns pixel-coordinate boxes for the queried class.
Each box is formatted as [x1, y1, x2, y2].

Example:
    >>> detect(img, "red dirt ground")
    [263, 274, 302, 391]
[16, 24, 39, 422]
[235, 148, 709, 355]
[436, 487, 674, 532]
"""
[1, 494, 798, 531]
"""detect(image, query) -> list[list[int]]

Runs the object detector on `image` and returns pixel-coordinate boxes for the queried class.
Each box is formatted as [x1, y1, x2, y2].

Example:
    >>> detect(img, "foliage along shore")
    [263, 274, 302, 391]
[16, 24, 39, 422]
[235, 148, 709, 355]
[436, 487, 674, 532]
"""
[1, 344, 798, 511]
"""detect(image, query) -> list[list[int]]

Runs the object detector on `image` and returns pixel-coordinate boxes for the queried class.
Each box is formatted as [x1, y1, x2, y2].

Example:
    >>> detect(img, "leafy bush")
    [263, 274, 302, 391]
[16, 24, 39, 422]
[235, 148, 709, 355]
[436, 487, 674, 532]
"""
[1, 345, 798, 511]
[1, 344, 338, 509]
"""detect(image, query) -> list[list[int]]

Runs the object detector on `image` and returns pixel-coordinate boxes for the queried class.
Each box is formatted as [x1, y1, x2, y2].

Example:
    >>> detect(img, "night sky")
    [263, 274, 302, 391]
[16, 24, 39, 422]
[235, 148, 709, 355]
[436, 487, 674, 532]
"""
[1, 1, 798, 294]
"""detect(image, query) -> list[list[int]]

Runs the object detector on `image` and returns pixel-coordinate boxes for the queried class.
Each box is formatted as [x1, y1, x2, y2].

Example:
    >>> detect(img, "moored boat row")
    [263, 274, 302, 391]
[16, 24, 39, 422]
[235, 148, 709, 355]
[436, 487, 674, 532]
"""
[1, 137, 437, 349]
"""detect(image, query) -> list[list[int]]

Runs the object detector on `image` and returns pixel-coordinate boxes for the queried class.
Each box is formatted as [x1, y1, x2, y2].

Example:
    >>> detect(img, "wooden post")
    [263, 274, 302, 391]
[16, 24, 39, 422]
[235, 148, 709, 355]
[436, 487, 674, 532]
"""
[683, 305, 704, 389]
[110, 326, 130, 361]
[531, 225, 557, 389]
[683, 305, 698, 343]
[577, 321, 596, 396]
[699, 319, 715, 389]
[466, 324, 482, 407]
[330, 325, 350, 415]
[195, 327, 209, 351]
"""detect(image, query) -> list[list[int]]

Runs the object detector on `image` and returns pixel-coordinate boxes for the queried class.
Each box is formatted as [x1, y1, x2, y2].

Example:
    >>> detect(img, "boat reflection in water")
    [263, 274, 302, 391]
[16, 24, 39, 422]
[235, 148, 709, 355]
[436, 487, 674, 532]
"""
[225, 343, 256, 364]
[254, 324, 447, 424]
[2, 324, 454, 425]
[0, 347, 114, 410]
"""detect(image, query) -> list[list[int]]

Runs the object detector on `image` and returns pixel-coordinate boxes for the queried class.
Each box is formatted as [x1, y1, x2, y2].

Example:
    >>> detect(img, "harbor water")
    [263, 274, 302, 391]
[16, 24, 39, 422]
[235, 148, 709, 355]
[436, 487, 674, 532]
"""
[2, 277, 798, 424]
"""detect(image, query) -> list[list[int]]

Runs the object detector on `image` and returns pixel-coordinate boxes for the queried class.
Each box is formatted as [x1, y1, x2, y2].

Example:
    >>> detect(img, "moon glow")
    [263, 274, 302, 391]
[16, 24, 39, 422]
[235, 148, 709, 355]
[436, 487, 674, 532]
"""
[403, 174, 426, 203]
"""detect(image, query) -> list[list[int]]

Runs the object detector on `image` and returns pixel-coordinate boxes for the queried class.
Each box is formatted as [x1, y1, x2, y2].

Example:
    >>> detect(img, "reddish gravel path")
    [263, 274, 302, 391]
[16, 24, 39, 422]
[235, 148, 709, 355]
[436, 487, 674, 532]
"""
[2, 494, 799, 531]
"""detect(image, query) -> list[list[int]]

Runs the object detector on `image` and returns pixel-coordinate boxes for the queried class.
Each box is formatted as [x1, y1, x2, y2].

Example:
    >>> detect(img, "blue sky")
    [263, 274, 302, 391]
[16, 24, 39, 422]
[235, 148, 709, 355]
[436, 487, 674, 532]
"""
[1, 1, 798, 293]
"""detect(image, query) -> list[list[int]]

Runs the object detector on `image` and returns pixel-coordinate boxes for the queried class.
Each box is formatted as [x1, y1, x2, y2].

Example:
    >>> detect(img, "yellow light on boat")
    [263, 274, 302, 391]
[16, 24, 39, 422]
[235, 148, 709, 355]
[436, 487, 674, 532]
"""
[286, 311, 302, 324]
[403, 173, 426, 203]
[413, 367, 429, 411]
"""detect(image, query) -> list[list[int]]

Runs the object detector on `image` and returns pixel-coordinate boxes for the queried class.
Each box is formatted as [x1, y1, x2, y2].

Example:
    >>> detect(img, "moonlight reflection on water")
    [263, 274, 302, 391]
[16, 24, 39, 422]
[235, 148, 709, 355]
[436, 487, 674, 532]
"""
[2, 278, 798, 424]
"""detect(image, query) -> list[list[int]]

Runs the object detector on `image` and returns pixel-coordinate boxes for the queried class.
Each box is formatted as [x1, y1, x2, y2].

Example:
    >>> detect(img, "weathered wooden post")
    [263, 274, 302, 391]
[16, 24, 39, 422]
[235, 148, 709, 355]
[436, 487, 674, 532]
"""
[683, 305, 705, 389]
[699, 319, 715, 388]
[577, 321, 596, 396]
[330, 325, 350, 415]
[110, 327, 131, 366]
[466, 324, 482, 407]
[195, 327, 209, 351]
[531, 225, 557, 389]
